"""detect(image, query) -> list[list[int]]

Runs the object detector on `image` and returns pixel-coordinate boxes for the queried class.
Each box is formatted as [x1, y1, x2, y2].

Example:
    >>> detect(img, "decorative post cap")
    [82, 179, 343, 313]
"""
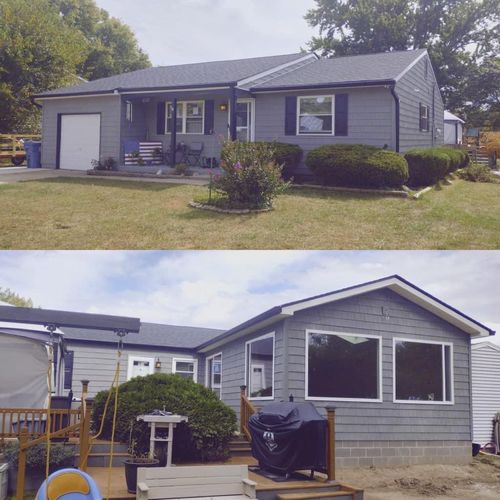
[325, 405, 337, 412]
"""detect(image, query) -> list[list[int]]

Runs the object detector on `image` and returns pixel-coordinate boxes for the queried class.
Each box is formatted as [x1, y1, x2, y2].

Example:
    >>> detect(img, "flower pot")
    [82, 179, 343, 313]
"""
[124, 458, 159, 494]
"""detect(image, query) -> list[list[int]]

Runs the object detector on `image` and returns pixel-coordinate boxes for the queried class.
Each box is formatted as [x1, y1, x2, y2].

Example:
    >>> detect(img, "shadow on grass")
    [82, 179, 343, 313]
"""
[177, 205, 264, 221]
[25, 176, 182, 192]
[287, 186, 404, 202]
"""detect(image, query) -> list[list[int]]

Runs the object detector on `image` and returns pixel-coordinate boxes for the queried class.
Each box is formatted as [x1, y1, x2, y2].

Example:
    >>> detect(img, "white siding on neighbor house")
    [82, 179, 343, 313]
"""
[471, 342, 500, 445]
[67, 342, 201, 398]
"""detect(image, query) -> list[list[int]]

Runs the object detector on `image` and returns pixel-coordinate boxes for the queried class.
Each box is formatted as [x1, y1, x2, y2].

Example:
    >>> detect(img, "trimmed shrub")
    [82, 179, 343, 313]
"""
[404, 148, 450, 186]
[254, 142, 303, 180]
[92, 374, 237, 462]
[305, 144, 408, 188]
[3, 442, 75, 470]
[433, 147, 468, 172]
[457, 163, 497, 183]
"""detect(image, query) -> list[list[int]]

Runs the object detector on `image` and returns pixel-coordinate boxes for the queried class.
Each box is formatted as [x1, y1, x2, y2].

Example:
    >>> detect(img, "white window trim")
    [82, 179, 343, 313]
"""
[392, 337, 454, 405]
[296, 95, 335, 136]
[125, 101, 133, 123]
[420, 103, 430, 132]
[245, 331, 275, 401]
[227, 98, 256, 141]
[205, 352, 222, 399]
[305, 329, 383, 403]
[172, 357, 198, 382]
[165, 100, 205, 135]
[127, 355, 155, 381]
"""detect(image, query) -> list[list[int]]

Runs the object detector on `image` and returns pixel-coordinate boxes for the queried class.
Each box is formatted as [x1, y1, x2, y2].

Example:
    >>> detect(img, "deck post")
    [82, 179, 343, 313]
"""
[325, 406, 336, 482]
[239, 385, 247, 435]
[229, 87, 237, 141]
[16, 427, 28, 499]
[170, 98, 178, 167]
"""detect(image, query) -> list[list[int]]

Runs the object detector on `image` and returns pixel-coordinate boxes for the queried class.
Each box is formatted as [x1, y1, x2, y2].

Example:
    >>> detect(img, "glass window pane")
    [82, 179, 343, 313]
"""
[300, 97, 332, 115]
[186, 102, 203, 117]
[395, 341, 444, 401]
[299, 115, 332, 134]
[176, 361, 194, 372]
[248, 336, 274, 398]
[308, 333, 379, 399]
[186, 118, 202, 133]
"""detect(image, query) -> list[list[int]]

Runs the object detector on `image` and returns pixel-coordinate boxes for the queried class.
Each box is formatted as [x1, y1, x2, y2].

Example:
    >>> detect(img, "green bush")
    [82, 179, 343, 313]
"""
[92, 373, 237, 462]
[404, 148, 450, 186]
[215, 140, 290, 208]
[305, 144, 408, 188]
[457, 163, 497, 183]
[433, 147, 469, 172]
[2, 442, 75, 471]
[254, 142, 303, 180]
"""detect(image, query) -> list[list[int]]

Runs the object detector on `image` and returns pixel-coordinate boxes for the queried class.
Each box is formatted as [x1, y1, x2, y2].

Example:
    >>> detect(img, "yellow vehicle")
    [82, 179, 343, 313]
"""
[0, 134, 41, 166]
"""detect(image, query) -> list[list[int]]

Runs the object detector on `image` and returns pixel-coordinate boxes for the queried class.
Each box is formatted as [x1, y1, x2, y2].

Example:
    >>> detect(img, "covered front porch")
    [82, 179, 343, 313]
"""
[119, 86, 255, 169]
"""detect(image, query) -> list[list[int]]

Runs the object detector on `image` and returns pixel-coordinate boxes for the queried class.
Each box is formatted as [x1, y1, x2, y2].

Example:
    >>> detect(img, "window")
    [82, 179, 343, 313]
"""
[297, 96, 334, 135]
[172, 358, 198, 381]
[166, 101, 204, 134]
[64, 351, 74, 390]
[245, 333, 274, 400]
[125, 101, 133, 123]
[127, 356, 155, 380]
[206, 353, 222, 398]
[306, 330, 381, 401]
[420, 103, 430, 131]
[393, 339, 453, 404]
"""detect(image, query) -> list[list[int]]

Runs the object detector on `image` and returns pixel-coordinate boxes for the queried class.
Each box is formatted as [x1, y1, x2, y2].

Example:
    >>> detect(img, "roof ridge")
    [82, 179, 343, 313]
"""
[317, 48, 426, 61]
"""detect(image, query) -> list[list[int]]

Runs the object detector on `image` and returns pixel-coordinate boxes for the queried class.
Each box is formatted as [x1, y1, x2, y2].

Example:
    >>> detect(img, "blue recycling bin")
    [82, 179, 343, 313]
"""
[25, 140, 42, 168]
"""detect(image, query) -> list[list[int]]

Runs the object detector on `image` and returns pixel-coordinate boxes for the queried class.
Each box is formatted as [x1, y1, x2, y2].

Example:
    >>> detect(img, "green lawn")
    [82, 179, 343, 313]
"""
[0, 177, 498, 249]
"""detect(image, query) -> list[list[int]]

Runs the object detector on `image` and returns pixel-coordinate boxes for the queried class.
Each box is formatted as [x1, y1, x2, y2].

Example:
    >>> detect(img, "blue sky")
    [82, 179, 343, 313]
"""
[0, 251, 498, 343]
[95, 0, 318, 65]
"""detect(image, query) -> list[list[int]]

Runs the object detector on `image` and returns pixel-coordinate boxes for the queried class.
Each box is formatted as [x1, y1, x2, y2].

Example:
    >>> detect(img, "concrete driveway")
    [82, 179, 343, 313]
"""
[0, 167, 86, 183]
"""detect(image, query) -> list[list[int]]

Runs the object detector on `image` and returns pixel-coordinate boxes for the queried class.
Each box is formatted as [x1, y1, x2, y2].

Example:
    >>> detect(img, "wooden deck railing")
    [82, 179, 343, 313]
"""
[239, 385, 256, 442]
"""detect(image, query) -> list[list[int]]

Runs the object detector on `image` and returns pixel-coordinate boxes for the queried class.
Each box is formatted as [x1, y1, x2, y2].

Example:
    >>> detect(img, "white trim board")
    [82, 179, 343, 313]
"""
[205, 351, 223, 399]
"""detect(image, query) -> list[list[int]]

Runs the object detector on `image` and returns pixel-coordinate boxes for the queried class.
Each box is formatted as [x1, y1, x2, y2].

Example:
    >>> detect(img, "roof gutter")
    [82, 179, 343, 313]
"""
[250, 79, 395, 93]
[389, 84, 400, 153]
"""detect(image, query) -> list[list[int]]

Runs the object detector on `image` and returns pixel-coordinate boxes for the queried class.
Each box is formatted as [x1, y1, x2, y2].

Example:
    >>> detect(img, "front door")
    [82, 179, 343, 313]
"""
[231, 99, 255, 142]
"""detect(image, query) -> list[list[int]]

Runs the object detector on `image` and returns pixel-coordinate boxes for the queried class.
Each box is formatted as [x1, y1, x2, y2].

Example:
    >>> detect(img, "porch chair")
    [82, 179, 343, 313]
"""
[35, 468, 102, 500]
[187, 142, 204, 167]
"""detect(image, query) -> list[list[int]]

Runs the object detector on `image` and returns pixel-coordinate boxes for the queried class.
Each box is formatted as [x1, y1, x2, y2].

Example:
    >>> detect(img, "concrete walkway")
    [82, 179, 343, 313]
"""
[0, 167, 209, 185]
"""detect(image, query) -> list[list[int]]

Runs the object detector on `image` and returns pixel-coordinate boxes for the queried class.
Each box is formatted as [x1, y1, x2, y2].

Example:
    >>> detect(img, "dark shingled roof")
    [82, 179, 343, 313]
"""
[61, 322, 224, 349]
[37, 53, 306, 97]
[251, 49, 428, 90]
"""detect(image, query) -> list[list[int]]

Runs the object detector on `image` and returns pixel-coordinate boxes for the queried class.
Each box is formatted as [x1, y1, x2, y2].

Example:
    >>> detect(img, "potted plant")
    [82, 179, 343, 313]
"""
[123, 432, 159, 494]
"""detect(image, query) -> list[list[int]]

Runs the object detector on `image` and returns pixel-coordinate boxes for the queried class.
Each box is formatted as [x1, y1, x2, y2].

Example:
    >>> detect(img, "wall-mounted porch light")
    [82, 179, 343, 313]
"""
[219, 103, 228, 112]
[155, 357, 162, 369]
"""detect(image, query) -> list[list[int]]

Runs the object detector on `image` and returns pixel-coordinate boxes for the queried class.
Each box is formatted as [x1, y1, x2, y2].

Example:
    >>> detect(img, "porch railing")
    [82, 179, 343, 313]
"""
[239, 385, 256, 442]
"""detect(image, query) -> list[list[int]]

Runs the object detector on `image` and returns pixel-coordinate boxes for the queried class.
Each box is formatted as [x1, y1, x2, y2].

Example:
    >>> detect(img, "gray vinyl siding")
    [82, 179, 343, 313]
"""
[284, 289, 471, 442]
[120, 98, 148, 156]
[396, 54, 444, 152]
[471, 343, 500, 445]
[66, 341, 201, 398]
[40, 95, 121, 168]
[202, 323, 286, 416]
[254, 87, 395, 176]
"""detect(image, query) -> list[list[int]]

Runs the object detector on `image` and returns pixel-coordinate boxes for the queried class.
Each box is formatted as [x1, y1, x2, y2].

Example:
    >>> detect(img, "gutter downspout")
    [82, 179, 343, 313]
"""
[432, 84, 436, 147]
[389, 84, 400, 153]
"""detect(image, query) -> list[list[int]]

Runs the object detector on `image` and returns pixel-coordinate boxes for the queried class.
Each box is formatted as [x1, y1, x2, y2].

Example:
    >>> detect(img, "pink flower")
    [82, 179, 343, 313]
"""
[234, 161, 242, 170]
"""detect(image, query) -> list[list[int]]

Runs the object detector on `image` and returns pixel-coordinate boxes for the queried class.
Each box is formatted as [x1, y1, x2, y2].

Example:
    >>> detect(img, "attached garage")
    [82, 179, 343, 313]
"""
[58, 114, 101, 170]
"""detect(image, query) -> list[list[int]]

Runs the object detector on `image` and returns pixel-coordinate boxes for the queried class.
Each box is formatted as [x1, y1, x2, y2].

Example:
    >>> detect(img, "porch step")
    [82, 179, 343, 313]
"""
[77, 451, 130, 468]
[229, 435, 252, 457]
[277, 490, 358, 500]
[87, 441, 129, 454]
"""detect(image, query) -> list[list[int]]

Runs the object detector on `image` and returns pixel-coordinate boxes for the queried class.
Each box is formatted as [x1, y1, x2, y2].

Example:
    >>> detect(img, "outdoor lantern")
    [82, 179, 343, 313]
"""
[155, 357, 162, 369]
[219, 103, 228, 112]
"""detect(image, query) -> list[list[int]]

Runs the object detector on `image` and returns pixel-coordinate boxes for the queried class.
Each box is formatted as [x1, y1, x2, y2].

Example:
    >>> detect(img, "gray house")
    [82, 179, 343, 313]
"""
[36, 275, 493, 468]
[34, 49, 444, 177]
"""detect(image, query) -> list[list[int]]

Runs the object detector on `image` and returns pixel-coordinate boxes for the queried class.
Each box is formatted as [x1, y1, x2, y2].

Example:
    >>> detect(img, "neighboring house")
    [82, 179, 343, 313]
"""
[34, 49, 444, 177]
[1, 276, 493, 468]
[471, 342, 500, 446]
[444, 110, 465, 145]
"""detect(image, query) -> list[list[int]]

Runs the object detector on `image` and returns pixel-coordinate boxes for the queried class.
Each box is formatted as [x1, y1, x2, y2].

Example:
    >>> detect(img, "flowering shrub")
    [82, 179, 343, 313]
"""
[213, 141, 290, 208]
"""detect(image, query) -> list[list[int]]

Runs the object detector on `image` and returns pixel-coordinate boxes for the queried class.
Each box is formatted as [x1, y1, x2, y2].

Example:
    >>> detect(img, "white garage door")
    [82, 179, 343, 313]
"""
[59, 114, 101, 170]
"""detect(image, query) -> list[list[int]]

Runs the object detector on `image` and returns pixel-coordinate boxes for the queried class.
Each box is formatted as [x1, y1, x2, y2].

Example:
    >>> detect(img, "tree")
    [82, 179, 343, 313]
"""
[305, 0, 500, 128]
[0, 0, 86, 133]
[0, 287, 33, 308]
[48, 0, 151, 81]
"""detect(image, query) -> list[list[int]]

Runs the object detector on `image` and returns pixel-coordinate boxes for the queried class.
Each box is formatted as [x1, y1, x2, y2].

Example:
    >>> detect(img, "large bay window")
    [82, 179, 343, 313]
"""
[245, 332, 274, 400]
[394, 339, 453, 404]
[297, 96, 334, 135]
[166, 101, 204, 134]
[306, 330, 381, 401]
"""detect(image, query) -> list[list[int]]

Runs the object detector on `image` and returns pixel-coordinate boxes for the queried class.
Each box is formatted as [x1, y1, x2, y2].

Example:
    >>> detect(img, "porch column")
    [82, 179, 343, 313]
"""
[229, 87, 237, 141]
[170, 97, 178, 166]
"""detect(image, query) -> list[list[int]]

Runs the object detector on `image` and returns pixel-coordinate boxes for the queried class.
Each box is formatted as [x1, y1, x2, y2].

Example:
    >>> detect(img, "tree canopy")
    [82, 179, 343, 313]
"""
[0, 0, 150, 133]
[0, 287, 33, 308]
[306, 0, 500, 128]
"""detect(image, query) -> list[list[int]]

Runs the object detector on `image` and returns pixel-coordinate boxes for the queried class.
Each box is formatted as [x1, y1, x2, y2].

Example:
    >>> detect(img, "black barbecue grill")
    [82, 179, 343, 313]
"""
[248, 402, 328, 477]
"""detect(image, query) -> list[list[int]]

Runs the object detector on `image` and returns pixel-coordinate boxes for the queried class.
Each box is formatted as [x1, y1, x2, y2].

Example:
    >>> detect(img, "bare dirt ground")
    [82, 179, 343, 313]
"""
[337, 454, 500, 499]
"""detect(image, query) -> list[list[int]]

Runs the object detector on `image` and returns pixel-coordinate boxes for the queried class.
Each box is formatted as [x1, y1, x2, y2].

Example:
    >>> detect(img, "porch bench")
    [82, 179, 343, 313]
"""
[136, 464, 257, 500]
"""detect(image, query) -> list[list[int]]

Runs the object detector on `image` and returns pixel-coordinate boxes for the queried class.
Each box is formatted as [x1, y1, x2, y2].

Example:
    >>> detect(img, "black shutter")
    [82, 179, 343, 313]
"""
[285, 96, 297, 135]
[335, 94, 348, 136]
[156, 101, 166, 135]
[64, 351, 74, 390]
[204, 100, 215, 135]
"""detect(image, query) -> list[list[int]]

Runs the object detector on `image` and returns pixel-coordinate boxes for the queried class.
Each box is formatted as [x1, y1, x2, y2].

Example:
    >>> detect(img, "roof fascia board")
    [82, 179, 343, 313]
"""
[65, 337, 198, 352]
[34, 92, 120, 101]
[251, 80, 395, 93]
[237, 53, 318, 88]
[121, 85, 232, 95]
[394, 50, 428, 81]
[281, 277, 492, 338]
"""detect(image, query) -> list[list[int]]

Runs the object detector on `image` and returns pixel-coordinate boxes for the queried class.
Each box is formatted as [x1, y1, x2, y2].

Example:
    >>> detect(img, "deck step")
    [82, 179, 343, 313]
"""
[277, 490, 356, 500]
[77, 452, 130, 467]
